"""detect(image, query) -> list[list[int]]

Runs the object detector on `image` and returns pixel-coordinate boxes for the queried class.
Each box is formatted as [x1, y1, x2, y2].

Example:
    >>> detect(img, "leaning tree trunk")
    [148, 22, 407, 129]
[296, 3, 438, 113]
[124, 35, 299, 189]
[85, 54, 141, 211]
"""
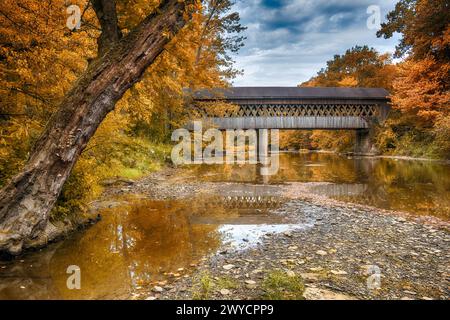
[0, 0, 191, 255]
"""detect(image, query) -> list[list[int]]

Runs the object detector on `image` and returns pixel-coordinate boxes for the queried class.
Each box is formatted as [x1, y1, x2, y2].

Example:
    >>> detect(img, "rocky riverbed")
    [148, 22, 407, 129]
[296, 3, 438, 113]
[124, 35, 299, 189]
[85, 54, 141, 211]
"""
[98, 167, 449, 300]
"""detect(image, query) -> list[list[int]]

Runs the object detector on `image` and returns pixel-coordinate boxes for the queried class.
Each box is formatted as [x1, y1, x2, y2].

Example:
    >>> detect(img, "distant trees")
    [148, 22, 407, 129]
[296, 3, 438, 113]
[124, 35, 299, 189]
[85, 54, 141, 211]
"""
[295, 0, 449, 158]
[298, 46, 397, 153]
[301, 45, 397, 90]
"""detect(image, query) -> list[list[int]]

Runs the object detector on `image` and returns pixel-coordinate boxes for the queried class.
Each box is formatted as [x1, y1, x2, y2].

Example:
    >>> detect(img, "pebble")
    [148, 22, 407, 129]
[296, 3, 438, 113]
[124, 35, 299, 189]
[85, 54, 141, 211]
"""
[309, 267, 323, 272]
[152, 286, 164, 293]
[223, 264, 235, 270]
[286, 270, 296, 277]
[330, 270, 348, 275]
[220, 289, 231, 295]
[403, 290, 417, 295]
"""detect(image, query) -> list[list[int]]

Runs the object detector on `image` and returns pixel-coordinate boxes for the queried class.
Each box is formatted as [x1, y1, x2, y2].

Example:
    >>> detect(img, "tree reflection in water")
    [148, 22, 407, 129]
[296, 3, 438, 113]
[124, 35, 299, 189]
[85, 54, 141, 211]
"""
[188, 152, 450, 219]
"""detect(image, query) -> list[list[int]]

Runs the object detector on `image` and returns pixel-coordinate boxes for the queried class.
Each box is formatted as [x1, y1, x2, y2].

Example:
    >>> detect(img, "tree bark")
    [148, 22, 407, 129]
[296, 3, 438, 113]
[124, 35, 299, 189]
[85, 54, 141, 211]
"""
[0, 0, 192, 255]
[91, 0, 122, 56]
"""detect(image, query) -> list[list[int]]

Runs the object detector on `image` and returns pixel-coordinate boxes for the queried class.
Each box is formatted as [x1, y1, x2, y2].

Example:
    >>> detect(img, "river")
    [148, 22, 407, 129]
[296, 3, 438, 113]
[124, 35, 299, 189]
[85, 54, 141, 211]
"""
[0, 152, 448, 299]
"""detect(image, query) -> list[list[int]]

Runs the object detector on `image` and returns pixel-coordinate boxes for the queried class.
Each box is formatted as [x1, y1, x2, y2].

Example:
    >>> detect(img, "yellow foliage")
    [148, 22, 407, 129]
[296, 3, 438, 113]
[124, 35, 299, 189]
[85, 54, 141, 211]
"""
[1, 0, 245, 217]
[338, 76, 357, 87]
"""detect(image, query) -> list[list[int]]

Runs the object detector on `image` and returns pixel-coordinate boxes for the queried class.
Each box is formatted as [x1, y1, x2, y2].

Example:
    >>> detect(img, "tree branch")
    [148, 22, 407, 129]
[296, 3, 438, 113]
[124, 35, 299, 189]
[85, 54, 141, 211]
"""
[91, 0, 122, 56]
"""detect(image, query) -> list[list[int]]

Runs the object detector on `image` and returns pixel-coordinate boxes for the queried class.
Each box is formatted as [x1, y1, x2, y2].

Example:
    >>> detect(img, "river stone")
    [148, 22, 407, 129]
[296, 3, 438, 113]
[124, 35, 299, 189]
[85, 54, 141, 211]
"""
[330, 270, 348, 275]
[403, 290, 417, 295]
[223, 264, 235, 270]
[152, 286, 164, 293]
[220, 289, 231, 295]
[300, 273, 321, 282]
[304, 287, 357, 300]
[316, 250, 327, 256]
[286, 270, 296, 277]
[245, 280, 257, 289]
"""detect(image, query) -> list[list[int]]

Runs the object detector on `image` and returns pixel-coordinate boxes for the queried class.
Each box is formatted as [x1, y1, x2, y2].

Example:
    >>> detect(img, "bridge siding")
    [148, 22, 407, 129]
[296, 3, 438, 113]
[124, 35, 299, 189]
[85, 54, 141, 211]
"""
[187, 116, 369, 130]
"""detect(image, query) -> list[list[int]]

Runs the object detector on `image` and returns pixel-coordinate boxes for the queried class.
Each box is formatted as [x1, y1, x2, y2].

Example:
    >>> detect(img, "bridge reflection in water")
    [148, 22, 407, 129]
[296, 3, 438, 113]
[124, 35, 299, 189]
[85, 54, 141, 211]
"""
[188, 152, 450, 219]
[189, 184, 284, 225]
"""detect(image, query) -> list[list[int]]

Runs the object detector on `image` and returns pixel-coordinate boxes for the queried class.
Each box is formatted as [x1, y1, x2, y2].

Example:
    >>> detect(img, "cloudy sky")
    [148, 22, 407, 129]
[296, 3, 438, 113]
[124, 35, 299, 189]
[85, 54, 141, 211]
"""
[230, 0, 401, 86]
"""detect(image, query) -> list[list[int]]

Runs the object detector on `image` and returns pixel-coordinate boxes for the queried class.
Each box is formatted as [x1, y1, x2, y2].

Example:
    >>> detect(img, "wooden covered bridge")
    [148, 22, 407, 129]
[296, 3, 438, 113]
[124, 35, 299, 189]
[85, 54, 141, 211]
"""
[187, 87, 390, 154]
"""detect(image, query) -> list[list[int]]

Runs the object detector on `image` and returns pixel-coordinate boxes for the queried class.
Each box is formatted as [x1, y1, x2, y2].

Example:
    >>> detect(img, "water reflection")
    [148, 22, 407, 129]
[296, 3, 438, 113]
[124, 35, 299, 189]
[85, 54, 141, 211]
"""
[219, 224, 308, 250]
[1, 152, 448, 300]
[0, 192, 303, 299]
[187, 153, 450, 219]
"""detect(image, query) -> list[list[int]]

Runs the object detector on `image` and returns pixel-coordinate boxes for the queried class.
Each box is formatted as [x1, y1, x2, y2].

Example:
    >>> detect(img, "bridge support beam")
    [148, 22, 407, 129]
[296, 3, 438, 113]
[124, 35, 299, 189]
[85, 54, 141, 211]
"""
[257, 129, 269, 164]
[355, 129, 376, 155]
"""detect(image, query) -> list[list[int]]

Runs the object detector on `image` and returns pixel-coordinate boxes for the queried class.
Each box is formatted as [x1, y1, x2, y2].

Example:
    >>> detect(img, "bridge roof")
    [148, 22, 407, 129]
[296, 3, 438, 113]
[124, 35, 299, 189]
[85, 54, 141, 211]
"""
[192, 87, 390, 101]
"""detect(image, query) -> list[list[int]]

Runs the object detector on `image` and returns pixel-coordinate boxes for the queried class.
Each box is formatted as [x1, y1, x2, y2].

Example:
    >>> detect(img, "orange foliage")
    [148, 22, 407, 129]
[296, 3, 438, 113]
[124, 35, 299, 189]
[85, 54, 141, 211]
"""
[393, 57, 449, 124]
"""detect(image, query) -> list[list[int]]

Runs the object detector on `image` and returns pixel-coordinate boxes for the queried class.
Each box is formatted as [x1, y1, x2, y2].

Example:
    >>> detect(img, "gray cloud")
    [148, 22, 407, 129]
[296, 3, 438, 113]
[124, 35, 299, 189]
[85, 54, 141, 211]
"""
[231, 0, 401, 86]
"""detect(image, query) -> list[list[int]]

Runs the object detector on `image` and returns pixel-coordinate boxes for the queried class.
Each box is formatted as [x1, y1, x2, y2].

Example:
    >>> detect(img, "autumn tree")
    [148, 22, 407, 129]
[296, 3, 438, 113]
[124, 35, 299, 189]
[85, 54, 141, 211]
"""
[377, 0, 449, 62]
[0, 0, 98, 183]
[195, 0, 246, 78]
[301, 45, 396, 90]
[121, 0, 247, 139]
[297, 46, 397, 153]
[377, 0, 449, 122]
[0, 0, 198, 255]
[377, 0, 449, 156]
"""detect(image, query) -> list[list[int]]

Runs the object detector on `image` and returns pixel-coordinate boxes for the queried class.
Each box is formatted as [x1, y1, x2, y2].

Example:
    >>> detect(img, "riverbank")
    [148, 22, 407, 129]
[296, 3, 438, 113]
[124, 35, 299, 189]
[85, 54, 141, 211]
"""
[157, 202, 448, 300]
[302, 149, 450, 164]
[101, 167, 449, 300]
